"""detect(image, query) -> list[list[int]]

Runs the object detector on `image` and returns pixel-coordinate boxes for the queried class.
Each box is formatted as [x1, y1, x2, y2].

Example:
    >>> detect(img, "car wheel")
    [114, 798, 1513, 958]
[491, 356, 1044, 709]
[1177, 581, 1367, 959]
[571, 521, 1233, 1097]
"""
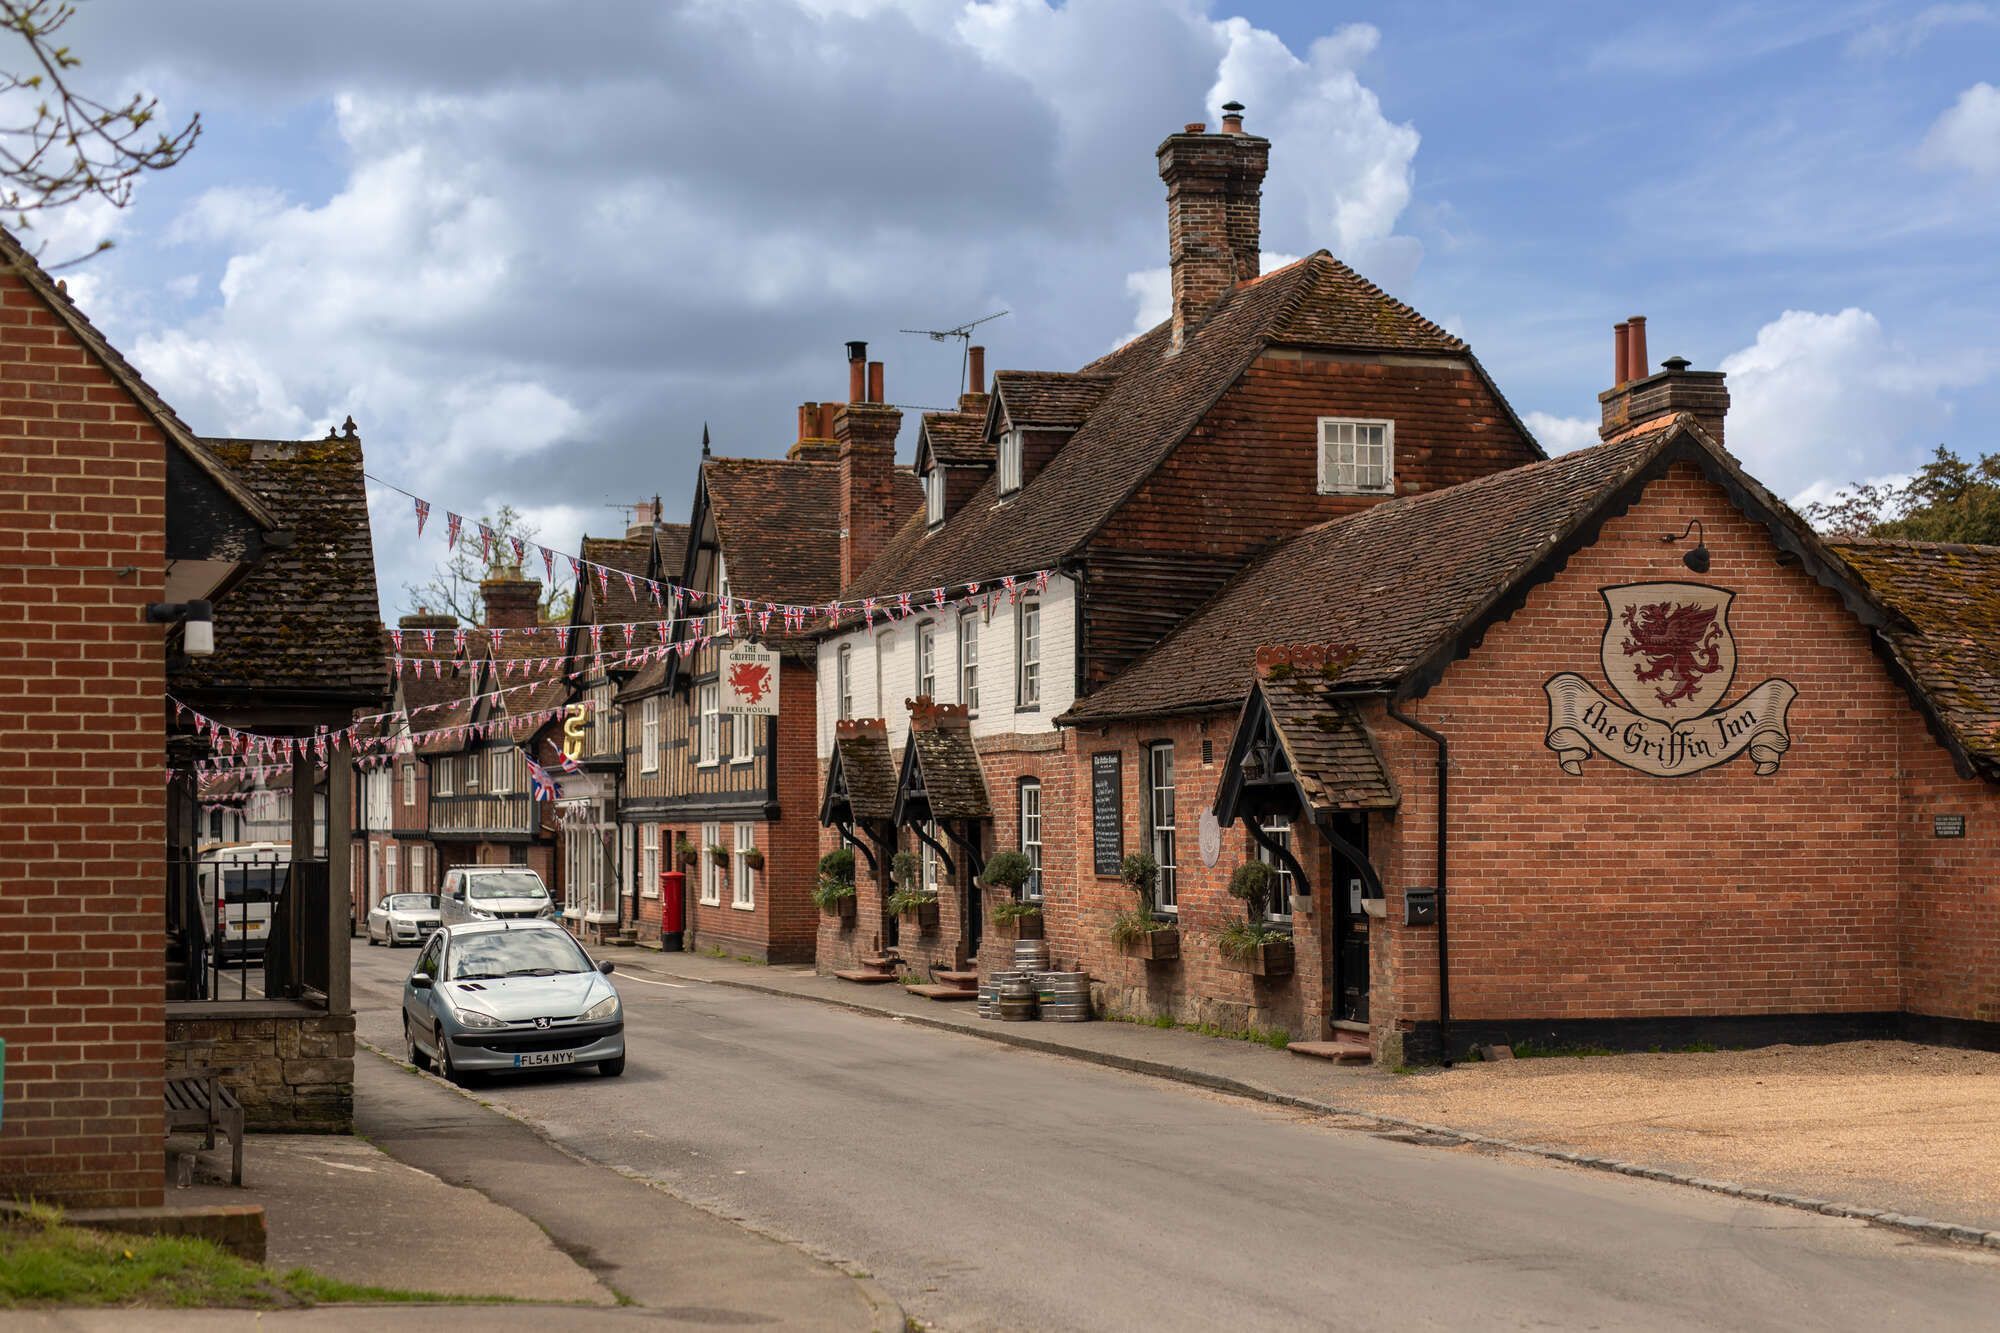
[440, 1035, 470, 1086]
[598, 1054, 626, 1078]
[404, 1016, 431, 1072]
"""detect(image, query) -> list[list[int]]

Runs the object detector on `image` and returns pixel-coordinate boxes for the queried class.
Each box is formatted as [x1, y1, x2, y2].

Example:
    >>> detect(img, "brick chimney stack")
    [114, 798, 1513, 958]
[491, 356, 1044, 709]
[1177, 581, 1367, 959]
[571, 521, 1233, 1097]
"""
[1157, 101, 1269, 351]
[1598, 318, 1730, 445]
[788, 401, 839, 462]
[836, 339, 902, 588]
[625, 497, 661, 540]
[480, 573, 543, 630]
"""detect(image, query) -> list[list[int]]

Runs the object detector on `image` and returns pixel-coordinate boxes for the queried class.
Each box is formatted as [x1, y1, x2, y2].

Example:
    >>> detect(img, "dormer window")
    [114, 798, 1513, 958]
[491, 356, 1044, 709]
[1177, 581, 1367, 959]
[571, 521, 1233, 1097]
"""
[1318, 418, 1394, 494]
[925, 465, 944, 526]
[998, 428, 1023, 495]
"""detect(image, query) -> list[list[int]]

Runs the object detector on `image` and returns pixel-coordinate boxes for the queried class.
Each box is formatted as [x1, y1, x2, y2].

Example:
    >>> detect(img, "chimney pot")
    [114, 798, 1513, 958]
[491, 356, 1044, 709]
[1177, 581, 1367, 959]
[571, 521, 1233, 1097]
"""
[967, 344, 985, 396]
[1662, 355, 1691, 372]
[1628, 315, 1648, 384]
[1614, 321, 1631, 385]
[1220, 100, 1245, 134]
[1599, 324, 1729, 445]
[1184, 122, 1206, 133]
[847, 340, 867, 403]
[818, 401, 837, 438]
[867, 360, 885, 404]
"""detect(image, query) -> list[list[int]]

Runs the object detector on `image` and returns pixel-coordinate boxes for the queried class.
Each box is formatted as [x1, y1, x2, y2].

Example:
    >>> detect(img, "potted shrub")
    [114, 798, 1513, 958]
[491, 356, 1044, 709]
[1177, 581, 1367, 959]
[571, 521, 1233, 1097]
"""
[1111, 851, 1178, 962]
[990, 897, 1044, 942]
[1223, 861, 1294, 977]
[979, 850, 1041, 939]
[815, 848, 856, 924]
[740, 847, 765, 872]
[886, 850, 939, 929]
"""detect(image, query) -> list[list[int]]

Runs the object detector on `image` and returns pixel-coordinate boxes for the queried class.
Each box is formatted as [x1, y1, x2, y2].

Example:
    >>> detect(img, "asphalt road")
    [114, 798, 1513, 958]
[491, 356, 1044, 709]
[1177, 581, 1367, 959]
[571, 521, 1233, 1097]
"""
[350, 943, 2000, 1332]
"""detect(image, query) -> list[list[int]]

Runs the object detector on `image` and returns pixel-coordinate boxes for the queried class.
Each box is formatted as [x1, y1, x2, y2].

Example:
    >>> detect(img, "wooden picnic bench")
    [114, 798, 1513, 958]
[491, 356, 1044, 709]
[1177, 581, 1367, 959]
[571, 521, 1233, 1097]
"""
[164, 1042, 244, 1186]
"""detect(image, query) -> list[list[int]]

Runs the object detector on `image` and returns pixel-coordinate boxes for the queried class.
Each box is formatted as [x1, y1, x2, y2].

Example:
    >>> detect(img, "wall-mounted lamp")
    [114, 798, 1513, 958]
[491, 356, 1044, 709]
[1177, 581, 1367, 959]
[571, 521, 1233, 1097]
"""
[1660, 520, 1710, 574]
[146, 598, 214, 657]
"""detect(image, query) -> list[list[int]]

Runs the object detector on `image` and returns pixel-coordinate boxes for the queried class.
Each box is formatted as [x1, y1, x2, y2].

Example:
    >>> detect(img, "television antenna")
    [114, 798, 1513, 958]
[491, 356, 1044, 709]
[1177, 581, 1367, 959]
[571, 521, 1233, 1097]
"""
[900, 309, 1008, 394]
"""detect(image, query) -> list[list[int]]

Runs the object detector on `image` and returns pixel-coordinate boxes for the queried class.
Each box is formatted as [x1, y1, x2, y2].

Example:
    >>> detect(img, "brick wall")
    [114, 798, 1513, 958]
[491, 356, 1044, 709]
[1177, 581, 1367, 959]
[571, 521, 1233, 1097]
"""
[0, 267, 169, 1206]
[1896, 716, 2000, 1025]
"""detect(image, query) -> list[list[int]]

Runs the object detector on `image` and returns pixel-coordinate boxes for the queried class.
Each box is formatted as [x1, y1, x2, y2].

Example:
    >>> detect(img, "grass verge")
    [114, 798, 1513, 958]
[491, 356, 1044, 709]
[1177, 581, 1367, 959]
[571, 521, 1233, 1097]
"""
[0, 1210, 482, 1309]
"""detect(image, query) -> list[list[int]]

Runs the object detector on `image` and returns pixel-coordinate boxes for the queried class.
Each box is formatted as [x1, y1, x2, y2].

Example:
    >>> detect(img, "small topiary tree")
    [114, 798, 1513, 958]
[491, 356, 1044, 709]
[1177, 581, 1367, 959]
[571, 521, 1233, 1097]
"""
[886, 849, 937, 915]
[1228, 860, 1276, 923]
[814, 846, 857, 913]
[979, 850, 1032, 898]
[818, 846, 856, 885]
[1119, 851, 1159, 915]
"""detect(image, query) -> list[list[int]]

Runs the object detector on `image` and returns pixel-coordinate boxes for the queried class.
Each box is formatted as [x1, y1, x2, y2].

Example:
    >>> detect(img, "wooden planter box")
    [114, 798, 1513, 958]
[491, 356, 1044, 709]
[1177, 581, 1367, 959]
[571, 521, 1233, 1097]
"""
[821, 895, 856, 924]
[898, 900, 940, 930]
[1222, 938, 1294, 978]
[1119, 927, 1180, 962]
[988, 912, 1044, 942]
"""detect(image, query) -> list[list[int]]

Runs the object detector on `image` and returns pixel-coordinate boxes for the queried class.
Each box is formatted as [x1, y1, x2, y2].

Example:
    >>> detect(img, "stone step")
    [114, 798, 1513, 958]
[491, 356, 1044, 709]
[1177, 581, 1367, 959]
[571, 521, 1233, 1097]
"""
[1287, 1039, 1372, 1064]
[859, 955, 899, 970]
[932, 969, 980, 988]
[905, 983, 980, 1002]
[832, 969, 900, 985]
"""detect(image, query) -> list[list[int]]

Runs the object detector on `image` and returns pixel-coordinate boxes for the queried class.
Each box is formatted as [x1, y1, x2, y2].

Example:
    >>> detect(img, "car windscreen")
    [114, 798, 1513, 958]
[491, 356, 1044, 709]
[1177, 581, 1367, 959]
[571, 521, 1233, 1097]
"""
[218, 866, 284, 902]
[447, 930, 589, 980]
[467, 872, 548, 901]
[385, 894, 438, 912]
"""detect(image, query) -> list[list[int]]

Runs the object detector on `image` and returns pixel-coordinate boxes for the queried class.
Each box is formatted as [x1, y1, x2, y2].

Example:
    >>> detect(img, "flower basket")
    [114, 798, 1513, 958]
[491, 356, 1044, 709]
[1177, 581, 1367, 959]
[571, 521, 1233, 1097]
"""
[1118, 926, 1180, 962]
[706, 845, 730, 868]
[740, 847, 765, 872]
[1221, 937, 1294, 978]
[892, 896, 940, 929]
[989, 911, 1044, 942]
[825, 895, 856, 923]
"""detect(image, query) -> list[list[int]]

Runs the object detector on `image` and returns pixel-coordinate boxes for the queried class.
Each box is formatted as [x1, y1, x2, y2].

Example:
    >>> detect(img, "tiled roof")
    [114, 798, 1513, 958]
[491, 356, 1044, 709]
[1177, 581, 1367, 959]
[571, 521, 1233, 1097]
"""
[1831, 538, 2000, 772]
[989, 370, 1116, 429]
[1064, 421, 1686, 722]
[920, 411, 991, 467]
[899, 725, 991, 820]
[654, 522, 691, 581]
[1261, 680, 1398, 812]
[845, 251, 1470, 599]
[0, 225, 277, 530]
[826, 724, 898, 823]
[578, 536, 655, 628]
[705, 454, 922, 608]
[173, 436, 386, 705]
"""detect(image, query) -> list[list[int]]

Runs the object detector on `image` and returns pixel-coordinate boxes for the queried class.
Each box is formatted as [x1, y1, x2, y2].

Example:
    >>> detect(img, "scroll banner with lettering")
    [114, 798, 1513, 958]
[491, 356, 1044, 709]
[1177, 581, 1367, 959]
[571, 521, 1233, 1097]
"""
[1542, 582, 1799, 778]
[721, 643, 780, 716]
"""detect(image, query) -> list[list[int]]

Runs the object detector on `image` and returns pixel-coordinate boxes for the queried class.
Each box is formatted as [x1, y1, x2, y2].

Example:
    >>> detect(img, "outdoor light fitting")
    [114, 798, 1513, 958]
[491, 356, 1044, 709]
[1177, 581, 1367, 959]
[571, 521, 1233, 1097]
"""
[1661, 519, 1710, 574]
[146, 598, 215, 657]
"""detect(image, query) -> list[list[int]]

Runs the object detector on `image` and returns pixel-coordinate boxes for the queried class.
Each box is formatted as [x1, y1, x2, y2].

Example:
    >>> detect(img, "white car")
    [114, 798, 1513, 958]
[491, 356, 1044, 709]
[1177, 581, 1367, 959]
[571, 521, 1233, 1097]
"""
[402, 920, 624, 1082]
[366, 892, 442, 947]
[438, 866, 556, 926]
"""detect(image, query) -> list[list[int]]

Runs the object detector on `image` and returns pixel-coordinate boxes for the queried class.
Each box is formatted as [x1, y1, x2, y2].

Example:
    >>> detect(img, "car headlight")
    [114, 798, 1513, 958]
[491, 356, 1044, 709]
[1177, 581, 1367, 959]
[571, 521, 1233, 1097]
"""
[583, 994, 619, 1022]
[456, 1007, 506, 1028]
[538, 904, 556, 918]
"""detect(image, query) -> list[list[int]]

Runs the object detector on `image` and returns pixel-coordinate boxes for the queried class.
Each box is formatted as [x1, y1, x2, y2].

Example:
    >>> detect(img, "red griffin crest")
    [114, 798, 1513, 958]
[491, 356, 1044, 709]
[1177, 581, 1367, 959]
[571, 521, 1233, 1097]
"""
[726, 659, 772, 707]
[1619, 600, 1723, 709]
[1598, 583, 1737, 722]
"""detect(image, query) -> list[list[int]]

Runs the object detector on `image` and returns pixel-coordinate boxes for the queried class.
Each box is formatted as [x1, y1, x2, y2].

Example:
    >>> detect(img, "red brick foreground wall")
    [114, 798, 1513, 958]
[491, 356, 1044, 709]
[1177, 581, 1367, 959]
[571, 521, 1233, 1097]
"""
[0, 267, 168, 1206]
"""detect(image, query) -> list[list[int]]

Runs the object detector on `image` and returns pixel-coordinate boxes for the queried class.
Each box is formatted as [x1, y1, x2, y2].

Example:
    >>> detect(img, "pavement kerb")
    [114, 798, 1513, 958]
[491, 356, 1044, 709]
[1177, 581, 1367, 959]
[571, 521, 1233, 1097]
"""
[629, 954, 2000, 1258]
[355, 1039, 908, 1331]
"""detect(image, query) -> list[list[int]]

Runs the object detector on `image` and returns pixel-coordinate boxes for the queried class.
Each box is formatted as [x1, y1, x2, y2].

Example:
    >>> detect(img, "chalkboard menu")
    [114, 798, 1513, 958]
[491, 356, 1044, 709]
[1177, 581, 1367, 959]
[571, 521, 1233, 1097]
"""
[1092, 752, 1124, 875]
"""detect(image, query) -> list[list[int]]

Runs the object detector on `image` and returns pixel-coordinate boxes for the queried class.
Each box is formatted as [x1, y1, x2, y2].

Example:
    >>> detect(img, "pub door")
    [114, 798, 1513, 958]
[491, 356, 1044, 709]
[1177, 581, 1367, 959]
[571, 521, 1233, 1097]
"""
[1330, 813, 1370, 1024]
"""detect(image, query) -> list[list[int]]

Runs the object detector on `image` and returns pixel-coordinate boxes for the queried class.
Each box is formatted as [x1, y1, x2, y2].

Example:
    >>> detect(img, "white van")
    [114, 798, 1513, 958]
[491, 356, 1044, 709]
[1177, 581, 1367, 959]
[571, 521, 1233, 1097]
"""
[438, 865, 556, 927]
[198, 842, 290, 962]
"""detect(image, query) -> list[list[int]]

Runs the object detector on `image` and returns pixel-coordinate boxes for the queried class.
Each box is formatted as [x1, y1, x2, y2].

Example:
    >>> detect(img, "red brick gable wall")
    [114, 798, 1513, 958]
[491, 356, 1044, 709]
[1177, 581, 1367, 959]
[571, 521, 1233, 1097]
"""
[1082, 350, 1539, 689]
[1897, 718, 2000, 1025]
[1372, 461, 1913, 1055]
[0, 266, 170, 1206]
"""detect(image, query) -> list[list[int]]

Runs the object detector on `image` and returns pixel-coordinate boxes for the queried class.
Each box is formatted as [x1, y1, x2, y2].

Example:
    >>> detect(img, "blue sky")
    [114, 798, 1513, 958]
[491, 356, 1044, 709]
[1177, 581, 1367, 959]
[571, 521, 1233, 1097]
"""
[37, 1, 2000, 611]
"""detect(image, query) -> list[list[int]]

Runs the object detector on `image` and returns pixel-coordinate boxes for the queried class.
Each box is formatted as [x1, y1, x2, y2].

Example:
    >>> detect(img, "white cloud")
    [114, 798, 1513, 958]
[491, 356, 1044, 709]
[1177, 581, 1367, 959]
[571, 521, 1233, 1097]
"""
[1848, 4, 1993, 58]
[1523, 412, 1598, 454]
[1719, 307, 1993, 494]
[1919, 83, 2000, 177]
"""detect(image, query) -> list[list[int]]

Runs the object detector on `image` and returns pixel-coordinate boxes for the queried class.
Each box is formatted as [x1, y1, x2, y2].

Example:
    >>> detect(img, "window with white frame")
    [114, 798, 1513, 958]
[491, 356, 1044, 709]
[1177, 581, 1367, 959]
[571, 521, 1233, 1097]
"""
[623, 823, 636, 901]
[916, 622, 936, 699]
[401, 761, 416, 807]
[488, 748, 513, 795]
[641, 697, 660, 773]
[732, 823, 756, 908]
[1019, 778, 1042, 901]
[410, 843, 426, 893]
[434, 757, 453, 798]
[698, 683, 720, 765]
[385, 843, 399, 896]
[1256, 816, 1294, 923]
[731, 705, 755, 763]
[958, 610, 979, 713]
[875, 632, 893, 716]
[925, 465, 944, 526]
[837, 645, 853, 721]
[1016, 599, 1040, 708]
[1317, 417, 1394, 494]
[700, 821, 721, 904]
[920, 821, 940, 898]
[998, 428, 1023, 494]
[591, 683, 615, 752]
[1145, 742, 1177, 911]
[462, 751, 480, 793]
[642, 823, 659, 899]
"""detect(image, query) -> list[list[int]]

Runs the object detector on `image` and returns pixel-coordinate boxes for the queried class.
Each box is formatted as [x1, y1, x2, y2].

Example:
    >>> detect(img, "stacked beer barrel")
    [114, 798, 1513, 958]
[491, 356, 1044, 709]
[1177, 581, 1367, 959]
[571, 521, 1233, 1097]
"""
[976, 939, 1093, 1023]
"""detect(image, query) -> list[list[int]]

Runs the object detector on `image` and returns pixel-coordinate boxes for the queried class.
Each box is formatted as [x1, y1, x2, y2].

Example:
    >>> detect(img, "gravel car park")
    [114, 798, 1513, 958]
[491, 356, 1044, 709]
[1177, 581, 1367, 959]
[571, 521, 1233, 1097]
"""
[402, 919, 625, 1082]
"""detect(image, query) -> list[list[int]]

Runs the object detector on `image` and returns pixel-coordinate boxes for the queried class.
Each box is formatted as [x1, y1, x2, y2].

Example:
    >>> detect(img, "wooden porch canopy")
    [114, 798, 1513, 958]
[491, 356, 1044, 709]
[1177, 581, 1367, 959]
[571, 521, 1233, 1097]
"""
[819, 719, 899, 873]
[1213, 650, 1398, 900]
[891, 700, 991, 880]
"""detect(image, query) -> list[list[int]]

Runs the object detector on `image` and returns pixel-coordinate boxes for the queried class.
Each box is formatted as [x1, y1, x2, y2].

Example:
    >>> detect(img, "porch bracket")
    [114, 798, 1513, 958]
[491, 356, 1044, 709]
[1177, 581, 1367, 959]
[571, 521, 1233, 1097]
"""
[912, 820, 957, 879]
[1246, 818, 1313, 899]
[1311, 813, 1385, 903]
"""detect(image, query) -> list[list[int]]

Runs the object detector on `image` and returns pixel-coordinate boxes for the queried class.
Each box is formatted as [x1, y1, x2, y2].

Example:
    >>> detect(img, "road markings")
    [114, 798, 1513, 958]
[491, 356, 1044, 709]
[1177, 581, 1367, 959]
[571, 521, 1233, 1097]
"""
[617, 973, 685, 988]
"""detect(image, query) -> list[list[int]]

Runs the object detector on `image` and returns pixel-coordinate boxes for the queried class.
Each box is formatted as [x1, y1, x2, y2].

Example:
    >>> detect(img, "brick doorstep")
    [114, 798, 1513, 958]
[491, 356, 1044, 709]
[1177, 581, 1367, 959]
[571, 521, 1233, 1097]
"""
[620, 951, 2000, 1256]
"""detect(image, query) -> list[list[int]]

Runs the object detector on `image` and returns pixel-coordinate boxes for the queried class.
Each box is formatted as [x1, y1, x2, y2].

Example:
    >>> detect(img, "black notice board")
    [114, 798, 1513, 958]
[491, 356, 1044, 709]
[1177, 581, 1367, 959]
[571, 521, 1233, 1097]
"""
[1092, 752, 1123, 875]
[1934, 813, 1967, 839]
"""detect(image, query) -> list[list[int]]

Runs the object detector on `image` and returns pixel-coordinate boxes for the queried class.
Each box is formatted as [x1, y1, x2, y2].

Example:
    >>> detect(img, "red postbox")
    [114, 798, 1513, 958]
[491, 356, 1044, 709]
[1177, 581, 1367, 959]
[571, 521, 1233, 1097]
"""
[659, 869, 686, 951]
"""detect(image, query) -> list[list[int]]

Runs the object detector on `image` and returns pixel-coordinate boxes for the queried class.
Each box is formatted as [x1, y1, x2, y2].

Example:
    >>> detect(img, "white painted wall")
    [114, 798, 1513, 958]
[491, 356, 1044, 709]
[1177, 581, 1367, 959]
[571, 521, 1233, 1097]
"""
[816, 572, 1077, 758]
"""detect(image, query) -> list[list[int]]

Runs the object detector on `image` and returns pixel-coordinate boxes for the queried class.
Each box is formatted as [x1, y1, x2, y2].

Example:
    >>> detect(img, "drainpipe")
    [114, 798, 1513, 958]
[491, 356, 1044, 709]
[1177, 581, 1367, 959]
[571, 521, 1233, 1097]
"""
[1386, 699, 1451, 1068]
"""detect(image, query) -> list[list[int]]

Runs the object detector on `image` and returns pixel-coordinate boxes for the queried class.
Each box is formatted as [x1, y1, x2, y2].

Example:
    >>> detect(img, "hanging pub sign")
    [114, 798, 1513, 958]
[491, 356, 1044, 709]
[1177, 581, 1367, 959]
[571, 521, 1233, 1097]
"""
[1091, 752, 1123, 875]
[721, 642, 780, 716]
[1544, 583, 1797, 778]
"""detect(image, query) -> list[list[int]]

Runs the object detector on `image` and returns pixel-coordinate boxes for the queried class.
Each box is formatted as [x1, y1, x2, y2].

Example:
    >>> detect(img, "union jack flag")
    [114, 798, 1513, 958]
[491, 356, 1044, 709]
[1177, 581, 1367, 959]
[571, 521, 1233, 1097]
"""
[525, 752, 560, 802]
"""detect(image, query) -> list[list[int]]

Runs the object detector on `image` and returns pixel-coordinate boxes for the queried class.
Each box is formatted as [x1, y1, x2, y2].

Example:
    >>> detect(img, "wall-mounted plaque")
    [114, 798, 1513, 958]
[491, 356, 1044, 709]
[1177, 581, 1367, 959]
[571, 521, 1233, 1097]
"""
[1934, 814, 1967, 839]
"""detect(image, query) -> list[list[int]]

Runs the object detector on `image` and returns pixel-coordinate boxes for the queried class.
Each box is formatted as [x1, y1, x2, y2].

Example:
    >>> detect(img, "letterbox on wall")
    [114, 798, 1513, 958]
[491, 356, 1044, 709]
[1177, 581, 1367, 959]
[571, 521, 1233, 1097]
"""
[1404, 888, 1439, 927]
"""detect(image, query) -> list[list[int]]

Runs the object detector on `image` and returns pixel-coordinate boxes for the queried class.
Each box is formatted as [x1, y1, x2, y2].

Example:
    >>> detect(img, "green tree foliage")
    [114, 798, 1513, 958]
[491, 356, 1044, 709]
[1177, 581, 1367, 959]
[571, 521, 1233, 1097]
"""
[1803, 447, 2000, 545]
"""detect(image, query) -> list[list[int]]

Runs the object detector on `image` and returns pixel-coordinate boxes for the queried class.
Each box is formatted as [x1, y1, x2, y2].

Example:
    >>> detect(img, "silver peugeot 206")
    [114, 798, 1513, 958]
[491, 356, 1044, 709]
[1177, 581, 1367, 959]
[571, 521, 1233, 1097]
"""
[402, 919, 624, 1082]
